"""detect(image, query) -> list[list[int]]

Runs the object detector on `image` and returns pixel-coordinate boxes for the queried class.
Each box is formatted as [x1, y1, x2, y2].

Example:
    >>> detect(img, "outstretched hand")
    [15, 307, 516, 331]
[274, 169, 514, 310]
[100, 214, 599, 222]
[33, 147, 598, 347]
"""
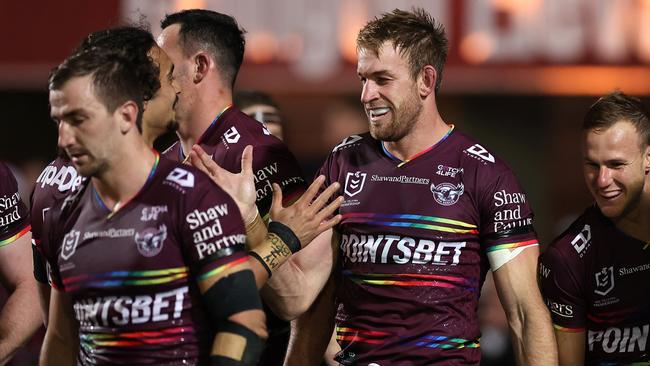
[270, 176, 343, 248]
[189, 144, 258, 224]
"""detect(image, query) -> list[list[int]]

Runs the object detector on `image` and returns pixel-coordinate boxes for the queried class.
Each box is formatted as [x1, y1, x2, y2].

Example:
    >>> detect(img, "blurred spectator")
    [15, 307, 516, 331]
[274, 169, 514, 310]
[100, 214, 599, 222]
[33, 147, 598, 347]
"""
[235, 90, 285, 140]
[321, 99, 368, 150]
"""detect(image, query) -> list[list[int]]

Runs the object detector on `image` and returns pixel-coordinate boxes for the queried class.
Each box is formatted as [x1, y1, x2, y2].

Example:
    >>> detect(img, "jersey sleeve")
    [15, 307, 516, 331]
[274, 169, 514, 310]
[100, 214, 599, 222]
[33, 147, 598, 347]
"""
[478, 165, 539, 271]
[538, 244, 586, 332]
[248, 144, 307, 218]
[180, 175, 249, 282]
[0, 163, 30, 247]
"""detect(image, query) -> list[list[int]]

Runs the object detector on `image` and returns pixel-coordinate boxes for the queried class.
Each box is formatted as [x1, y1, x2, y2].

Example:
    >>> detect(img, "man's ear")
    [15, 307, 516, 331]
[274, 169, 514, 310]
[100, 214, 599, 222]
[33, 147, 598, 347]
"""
[418, 65, 436, 98]
[117, 100, 139, 134]
[193, 52, 211, 84]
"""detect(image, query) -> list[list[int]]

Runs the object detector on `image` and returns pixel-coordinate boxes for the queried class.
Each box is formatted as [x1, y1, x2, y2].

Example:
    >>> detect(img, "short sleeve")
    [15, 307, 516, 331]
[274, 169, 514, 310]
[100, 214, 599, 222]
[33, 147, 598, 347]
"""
[249, 144, 307, 217]
[0, 163, 30, 247]
[180, 175, 249, 282]
[478, 166, 539, 271]
[538, 244, 586, 332]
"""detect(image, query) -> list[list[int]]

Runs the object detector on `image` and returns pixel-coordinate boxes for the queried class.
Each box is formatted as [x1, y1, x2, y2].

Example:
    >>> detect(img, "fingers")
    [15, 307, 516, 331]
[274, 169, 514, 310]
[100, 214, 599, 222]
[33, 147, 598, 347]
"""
[241, 145, 254, 176]
[319, 214, 343, 233]
[315, 196, 344, 223]
[309, 181, 341, 212]
[191, 145, 225, 178]
[269, 183, 284, 217]
[296, 175, 326, 208]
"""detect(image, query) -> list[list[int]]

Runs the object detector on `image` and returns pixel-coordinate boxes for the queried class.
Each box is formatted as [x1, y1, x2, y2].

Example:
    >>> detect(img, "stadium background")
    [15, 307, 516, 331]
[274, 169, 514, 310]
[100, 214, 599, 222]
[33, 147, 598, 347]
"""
[0, 1, 648, 364]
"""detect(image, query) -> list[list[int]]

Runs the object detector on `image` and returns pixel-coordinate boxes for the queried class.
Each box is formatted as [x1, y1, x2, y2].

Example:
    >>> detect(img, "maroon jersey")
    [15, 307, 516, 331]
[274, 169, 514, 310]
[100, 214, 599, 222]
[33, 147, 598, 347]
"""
[30, 157, 84, 282]
[163, 106, 307, 364]
[0, 162, 30, 247]
[39, 156, 250, 365]
[318, 131, 539, 365]
[163, 106, 307, 217]
[539, 205, 650, 365]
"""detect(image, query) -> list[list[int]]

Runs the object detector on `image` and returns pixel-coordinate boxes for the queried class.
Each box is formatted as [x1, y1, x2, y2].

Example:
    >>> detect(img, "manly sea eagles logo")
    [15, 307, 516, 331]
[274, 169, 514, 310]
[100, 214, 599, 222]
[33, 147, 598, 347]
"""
[344, 171, 367, 197]
[134, 224, 167, 257]
[594, 266, 615, 296]
[430, 182, 464, 206]
[61, 230, 80, 260]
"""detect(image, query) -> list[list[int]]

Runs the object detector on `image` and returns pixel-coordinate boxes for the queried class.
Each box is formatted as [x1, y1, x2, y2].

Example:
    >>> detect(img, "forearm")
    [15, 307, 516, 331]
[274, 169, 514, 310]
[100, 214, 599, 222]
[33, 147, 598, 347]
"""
[0, 280, 41, 365]
[284, 276, 337, 366]
[39, 328, 78, 366]
[508, 304, 558, 366]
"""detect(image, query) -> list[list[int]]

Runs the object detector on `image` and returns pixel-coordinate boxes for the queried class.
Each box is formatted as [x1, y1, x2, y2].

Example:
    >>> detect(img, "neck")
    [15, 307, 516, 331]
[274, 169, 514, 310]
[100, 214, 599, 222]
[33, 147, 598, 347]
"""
[92, 140, 156, 211]
[179, 85, 232, 157]
[141, 126, 159, 148]
[613, 186, 650, 242]
[383, 108, 449, 161]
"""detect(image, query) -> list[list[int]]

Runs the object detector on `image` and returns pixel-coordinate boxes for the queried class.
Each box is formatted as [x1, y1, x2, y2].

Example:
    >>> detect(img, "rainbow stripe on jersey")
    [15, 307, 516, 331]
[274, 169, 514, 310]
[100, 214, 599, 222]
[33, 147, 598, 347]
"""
[337, 326, 480, 349]
[0, 224, 30, 248]
[341, 213, 478, 235]
[486, 239, 538, 252]
[62, 266, 189, 292]
[343, 270, 476, 290]
[80, 326, 194, 349]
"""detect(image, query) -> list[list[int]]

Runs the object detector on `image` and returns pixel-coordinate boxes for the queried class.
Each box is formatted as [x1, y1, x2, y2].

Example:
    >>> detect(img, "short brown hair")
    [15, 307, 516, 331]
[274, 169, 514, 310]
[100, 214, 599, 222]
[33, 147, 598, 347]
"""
[356, 8, 448, 94]
[583, 91, 650, 149]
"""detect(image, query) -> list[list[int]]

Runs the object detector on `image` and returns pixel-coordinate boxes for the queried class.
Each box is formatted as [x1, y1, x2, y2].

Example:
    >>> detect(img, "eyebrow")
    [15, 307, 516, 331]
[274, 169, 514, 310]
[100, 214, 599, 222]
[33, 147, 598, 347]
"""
[51, 108, 85, 121]
[358, 69, 395, 79]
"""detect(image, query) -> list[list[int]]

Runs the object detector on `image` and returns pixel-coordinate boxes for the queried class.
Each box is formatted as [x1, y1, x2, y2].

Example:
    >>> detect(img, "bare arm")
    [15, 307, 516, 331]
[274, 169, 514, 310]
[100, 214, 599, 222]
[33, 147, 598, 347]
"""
[492, 247, 558, 366]
[555, 330, 585, 366]
[39, 287, 78, 366]
[262, 229, 336, 320]
[284, 272, 338, 366]
[0, 232, 41, 365]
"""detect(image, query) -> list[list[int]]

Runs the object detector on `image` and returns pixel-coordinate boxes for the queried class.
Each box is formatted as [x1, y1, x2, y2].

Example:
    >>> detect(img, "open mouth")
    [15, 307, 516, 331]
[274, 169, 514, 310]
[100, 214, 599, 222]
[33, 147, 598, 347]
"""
[599, 190, 622, 200]
[368, 107, 390, 121]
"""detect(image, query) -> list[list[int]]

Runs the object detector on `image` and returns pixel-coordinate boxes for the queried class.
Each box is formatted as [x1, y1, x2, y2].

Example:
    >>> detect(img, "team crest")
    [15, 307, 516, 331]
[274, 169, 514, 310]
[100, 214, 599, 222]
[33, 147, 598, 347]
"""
[430, 182, 464, 206]
[134, 224, 167, 257]
[594, 266, 615, 296]
[344, 172, 367, 197]
[61, 230, 80, 260]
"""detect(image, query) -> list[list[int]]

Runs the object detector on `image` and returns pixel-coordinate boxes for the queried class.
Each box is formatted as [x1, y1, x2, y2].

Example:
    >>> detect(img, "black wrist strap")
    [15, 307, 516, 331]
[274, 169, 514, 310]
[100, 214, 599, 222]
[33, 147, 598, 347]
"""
[268, 221, 301, 253]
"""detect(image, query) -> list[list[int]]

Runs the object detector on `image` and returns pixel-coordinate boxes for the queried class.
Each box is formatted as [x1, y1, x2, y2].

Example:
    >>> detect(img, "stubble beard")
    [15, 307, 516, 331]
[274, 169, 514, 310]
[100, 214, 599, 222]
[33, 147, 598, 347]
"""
[369, 89, 422, 142]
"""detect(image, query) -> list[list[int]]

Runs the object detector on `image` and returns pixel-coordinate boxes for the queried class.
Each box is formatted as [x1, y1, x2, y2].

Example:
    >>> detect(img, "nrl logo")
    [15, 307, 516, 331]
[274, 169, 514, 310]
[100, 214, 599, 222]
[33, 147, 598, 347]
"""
[61, 230, 80, 260]
[135, 224, 167, 258]
[344, 171, 367, 197]
[431, 182, 464, 206]
[594, 266, 615, 296]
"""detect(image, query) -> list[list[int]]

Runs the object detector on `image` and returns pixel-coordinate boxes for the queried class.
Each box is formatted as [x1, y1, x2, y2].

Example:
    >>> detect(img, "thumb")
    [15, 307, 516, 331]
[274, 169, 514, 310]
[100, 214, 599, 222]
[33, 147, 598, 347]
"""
[269, 183, 284, 218]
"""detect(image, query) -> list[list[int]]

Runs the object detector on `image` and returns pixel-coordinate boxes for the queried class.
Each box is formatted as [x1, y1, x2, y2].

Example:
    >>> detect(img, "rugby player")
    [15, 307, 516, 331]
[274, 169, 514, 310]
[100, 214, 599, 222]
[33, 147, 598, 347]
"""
[0, 163, 40, 364]
[157, 10, 311, 364]
[279, 8, 557, 365]
[41, 43, 267, 365]
[31, 26, 180, 325]
[539, 92, 650, 365]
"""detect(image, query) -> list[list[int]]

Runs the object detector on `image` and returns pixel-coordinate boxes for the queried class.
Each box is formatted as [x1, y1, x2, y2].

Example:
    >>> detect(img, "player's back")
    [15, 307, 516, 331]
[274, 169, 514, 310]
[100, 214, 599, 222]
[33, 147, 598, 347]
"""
[40, 156, 248, 365]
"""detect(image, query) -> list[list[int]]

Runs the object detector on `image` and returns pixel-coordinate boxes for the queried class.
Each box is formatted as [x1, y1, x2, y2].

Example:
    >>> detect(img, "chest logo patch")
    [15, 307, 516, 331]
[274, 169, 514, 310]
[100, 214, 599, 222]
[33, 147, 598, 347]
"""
[61, 230, 80, 260]
[135, 224, 167, 257]
[223, 126, 241, 144]
[344, 172, 367, 197]
[594, 266, 615, 296]
[431, 182, 464, 206]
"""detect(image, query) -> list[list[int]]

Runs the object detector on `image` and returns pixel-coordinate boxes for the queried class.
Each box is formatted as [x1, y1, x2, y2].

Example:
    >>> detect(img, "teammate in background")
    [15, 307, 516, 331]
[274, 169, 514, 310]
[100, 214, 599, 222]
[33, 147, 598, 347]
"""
[30, 26, 180, 325]
[539, 92, 650, 365]
[41, 42, 268, 366]
[281, 8, 557, 365]
[235, 90, 284, 141]
[157, 10, 310, 364]
[0, 163, 40, 364]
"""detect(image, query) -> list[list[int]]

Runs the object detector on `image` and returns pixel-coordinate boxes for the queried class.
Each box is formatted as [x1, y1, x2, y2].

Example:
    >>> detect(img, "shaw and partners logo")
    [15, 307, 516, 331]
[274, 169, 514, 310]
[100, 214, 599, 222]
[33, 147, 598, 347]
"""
[344, 171, 367, 197]
[61, 230, 80, 260]
[430, 182, 464, 206]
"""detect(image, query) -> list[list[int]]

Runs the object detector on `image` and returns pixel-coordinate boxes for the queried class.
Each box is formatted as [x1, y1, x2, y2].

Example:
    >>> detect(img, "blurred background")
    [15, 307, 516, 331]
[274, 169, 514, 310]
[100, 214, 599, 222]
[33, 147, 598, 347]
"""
[1, 0, 649, 364]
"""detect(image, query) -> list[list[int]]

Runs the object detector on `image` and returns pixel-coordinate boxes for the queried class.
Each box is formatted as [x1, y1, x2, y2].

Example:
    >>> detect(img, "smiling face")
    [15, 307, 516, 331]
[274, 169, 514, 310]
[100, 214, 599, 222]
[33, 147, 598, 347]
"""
[583, 120, 650, 220]
[357, 42, 422, 142]
[50, 74, 121, 177]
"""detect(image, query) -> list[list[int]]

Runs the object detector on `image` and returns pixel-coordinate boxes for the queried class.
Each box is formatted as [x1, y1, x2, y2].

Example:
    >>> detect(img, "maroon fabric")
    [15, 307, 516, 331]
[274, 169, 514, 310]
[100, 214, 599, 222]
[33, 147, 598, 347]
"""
[0, 162, 29, 242]
[540, 205, 650, 365]
[40, 158, 249, 365]
[318, 131, 538, 365]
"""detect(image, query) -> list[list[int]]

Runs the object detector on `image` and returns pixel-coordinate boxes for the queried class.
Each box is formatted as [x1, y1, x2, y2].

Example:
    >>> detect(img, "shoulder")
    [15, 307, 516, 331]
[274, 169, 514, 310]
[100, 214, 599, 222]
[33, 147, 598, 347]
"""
[450, 131, 515, 178]
[543, 207, 598, 267]
[156, 157, 230, 202]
